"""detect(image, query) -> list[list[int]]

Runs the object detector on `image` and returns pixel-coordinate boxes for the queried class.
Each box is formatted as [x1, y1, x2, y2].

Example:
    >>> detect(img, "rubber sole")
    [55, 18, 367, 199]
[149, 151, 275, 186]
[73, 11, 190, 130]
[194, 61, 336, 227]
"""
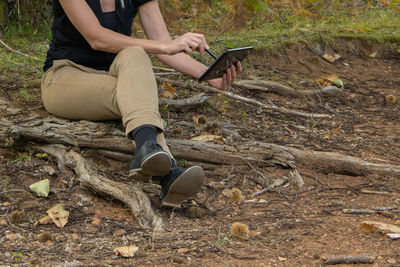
[129, 151, 171, 182]
[160, 166, 204, 208]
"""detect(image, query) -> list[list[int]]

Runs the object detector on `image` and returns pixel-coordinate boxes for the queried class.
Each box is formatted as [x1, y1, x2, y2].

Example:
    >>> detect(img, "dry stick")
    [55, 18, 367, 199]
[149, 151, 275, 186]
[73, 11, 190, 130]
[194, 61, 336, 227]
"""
[158, 93, 210, 107]
[157, 77, 331, 119]
[325, 255, 375, 265]
[247, 162, 291, 201]
[234, 80, 345, 97]
[0, 39, 44, 62]
[0, 189, 25, 194]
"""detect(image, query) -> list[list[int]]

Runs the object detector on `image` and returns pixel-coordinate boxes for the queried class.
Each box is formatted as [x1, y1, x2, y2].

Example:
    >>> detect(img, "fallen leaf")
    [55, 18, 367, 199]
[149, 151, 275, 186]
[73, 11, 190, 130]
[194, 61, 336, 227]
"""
[322, 53, 340, 63]
[91, 217, 101, 225]
[317, 74, 344, 88]
[192, 115, 208, 130]
[360, 221, 400, 235]
[191, 134, 224, 142]
[177, 248, 190, 253]
[34, 215, 53, 226]
[0, 219, 7, 226]
[47, 204, 69, 228]
[43, 165, 56, 175]
[71, 233, 79, 240]
[113, 246, 139, 257]
[113, 229, 126, 237]
[159, 82, 176, 99]
[221, 188, 233, 197]
[29, 179, 50, 197]
[331, 78, 344, 88]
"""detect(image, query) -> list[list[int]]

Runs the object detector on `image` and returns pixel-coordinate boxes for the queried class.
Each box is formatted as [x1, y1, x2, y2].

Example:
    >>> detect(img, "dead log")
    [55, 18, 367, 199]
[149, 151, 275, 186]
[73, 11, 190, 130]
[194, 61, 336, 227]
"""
[35, 144, 163, 231]
[2, 99, 400, 177]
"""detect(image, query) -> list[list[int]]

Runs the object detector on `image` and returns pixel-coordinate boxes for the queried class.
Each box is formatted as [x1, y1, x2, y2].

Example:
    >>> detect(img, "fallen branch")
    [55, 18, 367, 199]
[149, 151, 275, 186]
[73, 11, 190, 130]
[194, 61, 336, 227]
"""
[35, 144, 163, 231]
[234, 80, 346, 97]
[324, 255, 375, 265]
[157, 77, 331, 119]
[159, 93, 210, 108]
[0, 39, 45, 62]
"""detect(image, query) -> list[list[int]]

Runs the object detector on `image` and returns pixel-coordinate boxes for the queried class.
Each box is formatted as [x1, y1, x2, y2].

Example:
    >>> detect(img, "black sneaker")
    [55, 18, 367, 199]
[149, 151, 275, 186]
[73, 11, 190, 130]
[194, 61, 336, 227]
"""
[159, 166, 204, 208]
[129, 141, 171, 182]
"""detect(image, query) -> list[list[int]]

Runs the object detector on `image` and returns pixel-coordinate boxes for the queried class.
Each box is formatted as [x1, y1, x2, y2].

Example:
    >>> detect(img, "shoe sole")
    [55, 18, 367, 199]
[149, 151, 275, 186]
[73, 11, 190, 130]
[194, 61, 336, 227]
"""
[129, 151, 171, 182]
[160, 166, 204, 208]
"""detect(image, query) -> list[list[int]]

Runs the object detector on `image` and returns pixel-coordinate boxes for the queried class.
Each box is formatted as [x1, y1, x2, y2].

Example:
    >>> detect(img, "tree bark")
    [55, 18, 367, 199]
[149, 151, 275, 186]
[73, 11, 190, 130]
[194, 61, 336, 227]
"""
[35, 144, 163, 231]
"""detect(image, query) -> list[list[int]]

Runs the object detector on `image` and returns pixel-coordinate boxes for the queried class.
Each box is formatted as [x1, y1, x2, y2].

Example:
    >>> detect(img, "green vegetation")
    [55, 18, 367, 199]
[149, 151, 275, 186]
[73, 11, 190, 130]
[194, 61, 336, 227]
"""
[0, 1, 399, 85]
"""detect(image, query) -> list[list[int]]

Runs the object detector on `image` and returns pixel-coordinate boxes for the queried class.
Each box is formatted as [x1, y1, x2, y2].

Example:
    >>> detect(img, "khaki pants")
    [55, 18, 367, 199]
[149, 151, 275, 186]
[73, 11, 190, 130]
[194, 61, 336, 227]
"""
[41, 46, 171, 155]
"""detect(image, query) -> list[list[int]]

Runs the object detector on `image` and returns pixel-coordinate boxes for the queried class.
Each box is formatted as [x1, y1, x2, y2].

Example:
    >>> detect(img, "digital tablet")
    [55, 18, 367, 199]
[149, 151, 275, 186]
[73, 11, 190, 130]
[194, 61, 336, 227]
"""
[198, 46, 253, 82]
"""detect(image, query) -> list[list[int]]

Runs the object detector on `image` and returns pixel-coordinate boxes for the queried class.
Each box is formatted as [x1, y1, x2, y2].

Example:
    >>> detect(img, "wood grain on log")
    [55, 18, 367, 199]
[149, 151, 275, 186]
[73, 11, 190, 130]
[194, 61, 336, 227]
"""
[36, 144, 163, 231]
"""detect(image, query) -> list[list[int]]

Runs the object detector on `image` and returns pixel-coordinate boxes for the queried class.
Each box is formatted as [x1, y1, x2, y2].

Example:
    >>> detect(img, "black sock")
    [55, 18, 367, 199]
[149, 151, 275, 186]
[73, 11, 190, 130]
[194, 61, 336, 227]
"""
[131, 125, 157, 151]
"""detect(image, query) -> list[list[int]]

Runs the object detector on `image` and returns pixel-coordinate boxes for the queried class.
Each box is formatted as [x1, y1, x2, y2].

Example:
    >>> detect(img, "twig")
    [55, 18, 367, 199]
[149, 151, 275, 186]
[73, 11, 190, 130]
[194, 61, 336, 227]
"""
[157, 77, 331, 119]
[0, 189, 25, 195]
[325, 254, 375, 265]
[360, 190, 395, 196]
[342, 209, 375, 215]
[0, 39, 44, 62]
[247, 162, 291, 201]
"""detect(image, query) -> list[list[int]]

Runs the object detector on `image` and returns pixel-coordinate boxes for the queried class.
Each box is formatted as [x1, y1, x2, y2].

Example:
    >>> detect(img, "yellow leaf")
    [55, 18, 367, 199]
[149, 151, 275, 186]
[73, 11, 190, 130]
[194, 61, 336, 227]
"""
[114, 246, 139, 257]
[322, 53, 340, 63]
[192, 115, 207, 130]
[191, 134, 224, 142]
[29, 179, 50, 197]
[34, 215, 53, 226]
[160, 82, 177, 99]
[47, 204, 69, 228]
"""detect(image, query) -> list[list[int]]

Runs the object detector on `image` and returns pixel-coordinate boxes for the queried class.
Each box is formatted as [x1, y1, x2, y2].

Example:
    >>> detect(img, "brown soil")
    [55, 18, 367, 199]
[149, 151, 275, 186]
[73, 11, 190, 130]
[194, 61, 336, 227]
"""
[1, 40, 399, 266]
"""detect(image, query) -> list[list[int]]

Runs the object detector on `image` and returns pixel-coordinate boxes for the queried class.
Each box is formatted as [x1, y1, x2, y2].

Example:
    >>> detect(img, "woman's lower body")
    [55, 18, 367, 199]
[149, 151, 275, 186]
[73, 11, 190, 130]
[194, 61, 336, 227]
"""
[41, 46, 204, 207]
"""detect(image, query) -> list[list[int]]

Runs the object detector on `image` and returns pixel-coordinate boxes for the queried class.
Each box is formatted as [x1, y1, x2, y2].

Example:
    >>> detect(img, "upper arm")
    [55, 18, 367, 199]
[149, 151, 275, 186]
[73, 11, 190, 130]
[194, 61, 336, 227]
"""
[138, 0, 171, 42]
[59, 0, 104, 48]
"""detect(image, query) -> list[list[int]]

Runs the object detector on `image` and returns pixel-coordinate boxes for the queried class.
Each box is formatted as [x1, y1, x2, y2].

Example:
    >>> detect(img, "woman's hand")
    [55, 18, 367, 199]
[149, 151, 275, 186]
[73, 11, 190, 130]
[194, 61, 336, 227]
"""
[165, 32, 209, 56]
[207, 62, 242, 91]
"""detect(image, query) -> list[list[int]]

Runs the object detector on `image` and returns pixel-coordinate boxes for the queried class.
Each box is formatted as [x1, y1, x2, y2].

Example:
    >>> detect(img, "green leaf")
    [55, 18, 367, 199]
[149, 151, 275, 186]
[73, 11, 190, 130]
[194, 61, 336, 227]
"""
[332, 78, 344, 88]
[29, 179, 50, 197]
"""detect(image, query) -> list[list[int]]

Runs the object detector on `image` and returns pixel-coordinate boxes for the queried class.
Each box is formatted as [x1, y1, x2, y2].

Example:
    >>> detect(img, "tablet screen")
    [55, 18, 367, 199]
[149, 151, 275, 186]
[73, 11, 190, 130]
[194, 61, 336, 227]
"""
[198, 46, 253, 82]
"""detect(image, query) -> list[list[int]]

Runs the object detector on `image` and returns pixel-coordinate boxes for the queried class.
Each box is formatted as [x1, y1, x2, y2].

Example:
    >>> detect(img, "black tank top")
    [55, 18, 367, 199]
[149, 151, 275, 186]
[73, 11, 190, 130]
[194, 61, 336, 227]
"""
[43, 0, 151, 72]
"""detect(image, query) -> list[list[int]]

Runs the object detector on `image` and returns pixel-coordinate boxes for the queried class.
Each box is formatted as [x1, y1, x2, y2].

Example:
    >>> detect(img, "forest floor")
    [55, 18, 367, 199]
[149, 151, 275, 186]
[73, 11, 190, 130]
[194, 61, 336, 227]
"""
[1, 21, 400, 267]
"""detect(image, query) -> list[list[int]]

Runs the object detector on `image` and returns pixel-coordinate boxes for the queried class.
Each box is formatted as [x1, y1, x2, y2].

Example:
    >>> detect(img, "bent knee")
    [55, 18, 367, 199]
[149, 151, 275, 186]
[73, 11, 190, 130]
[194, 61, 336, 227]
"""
[118, 46, 148, 60]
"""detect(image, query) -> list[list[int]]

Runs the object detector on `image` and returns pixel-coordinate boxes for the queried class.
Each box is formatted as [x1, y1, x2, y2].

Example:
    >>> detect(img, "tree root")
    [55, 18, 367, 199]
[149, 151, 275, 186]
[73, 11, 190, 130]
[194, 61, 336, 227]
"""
[35, 144, 163, 231]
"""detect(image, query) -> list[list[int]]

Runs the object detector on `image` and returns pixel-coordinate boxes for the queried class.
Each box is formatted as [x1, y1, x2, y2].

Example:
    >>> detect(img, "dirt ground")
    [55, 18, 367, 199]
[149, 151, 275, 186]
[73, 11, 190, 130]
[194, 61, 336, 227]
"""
[1, 39, 400, 266]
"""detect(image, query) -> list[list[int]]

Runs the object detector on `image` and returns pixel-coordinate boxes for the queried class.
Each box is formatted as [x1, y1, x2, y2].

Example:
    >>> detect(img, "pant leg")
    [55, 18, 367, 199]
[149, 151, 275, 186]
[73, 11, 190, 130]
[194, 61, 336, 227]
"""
[109, 46, 164, 135]
[41, 50, 171, 156]
[41, 59, 121, 120]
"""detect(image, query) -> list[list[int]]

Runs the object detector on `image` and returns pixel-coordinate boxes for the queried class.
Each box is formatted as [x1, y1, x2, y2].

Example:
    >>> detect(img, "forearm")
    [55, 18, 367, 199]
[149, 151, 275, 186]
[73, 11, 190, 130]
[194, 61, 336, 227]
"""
[157, 53, 208, 79]
[90, 28, 168, 54]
